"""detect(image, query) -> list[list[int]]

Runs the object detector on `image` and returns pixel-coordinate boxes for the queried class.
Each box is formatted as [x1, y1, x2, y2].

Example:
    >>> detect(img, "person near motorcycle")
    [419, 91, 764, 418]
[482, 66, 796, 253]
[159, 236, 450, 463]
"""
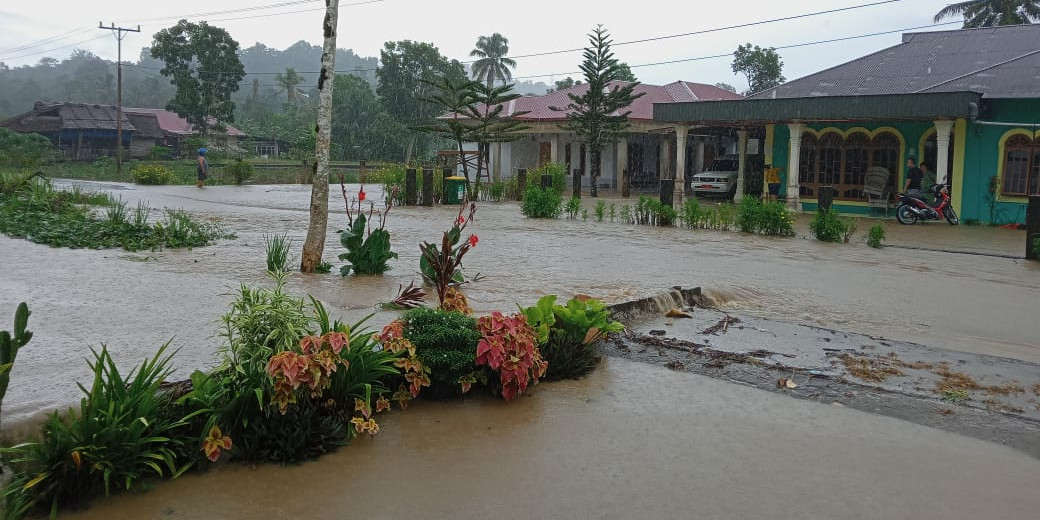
[903, 157, 923, 197]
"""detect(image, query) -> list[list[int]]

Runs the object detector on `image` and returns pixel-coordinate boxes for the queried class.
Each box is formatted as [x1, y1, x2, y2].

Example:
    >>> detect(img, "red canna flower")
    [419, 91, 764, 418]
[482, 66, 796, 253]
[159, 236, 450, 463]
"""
[358, 188, 366, 202]
[456, 215, 465, 225]
[468, 234, 478, 247]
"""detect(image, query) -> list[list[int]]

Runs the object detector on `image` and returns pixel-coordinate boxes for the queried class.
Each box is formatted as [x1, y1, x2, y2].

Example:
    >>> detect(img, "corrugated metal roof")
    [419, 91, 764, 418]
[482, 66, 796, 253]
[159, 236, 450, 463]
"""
[752, 24, 1040, 100]
[122, 108, 246, 137]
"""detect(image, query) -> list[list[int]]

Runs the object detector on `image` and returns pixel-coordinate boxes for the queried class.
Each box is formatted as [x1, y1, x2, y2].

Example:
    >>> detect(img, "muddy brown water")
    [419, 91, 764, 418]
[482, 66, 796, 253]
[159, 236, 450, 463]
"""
[1, 182, 1038, 517]
[1, 181, 1037, 431]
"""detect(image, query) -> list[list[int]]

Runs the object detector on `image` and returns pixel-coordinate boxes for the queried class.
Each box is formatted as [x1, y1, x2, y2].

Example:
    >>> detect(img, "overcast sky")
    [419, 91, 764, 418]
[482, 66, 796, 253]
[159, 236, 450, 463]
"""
[0, 0, 963, 89]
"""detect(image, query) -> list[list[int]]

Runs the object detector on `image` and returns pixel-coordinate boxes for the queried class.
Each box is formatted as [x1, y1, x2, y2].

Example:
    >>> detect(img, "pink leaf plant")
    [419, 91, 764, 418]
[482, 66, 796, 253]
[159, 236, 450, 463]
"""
[475, 311, 547, 402]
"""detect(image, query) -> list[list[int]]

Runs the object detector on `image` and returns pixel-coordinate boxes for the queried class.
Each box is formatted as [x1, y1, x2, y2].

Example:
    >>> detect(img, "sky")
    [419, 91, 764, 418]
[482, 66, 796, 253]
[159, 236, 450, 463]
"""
[0, 0, 965, 90]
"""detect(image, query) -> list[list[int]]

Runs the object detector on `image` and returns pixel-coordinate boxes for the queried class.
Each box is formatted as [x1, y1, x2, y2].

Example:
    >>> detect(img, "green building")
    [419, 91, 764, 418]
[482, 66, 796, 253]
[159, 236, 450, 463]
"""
[653, 25, 1040, 224]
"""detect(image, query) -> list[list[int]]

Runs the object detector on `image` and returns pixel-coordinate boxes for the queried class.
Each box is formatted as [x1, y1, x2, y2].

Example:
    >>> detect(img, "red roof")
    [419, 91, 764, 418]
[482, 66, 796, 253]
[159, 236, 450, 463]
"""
[494, 81, 742, 122]
[122, 108, 245, 136]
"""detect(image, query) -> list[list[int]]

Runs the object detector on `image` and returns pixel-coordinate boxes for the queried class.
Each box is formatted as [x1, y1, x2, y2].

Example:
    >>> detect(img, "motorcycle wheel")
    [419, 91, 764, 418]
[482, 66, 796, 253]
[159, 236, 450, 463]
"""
[944, 206, 959, 225]
[896, 204, 917, 225]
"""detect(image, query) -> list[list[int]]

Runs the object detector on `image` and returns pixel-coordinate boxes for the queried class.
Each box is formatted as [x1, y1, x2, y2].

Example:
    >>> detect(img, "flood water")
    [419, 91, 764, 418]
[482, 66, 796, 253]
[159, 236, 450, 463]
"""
[3, 181, 1039, 517]
[1, 181, 1038, 433]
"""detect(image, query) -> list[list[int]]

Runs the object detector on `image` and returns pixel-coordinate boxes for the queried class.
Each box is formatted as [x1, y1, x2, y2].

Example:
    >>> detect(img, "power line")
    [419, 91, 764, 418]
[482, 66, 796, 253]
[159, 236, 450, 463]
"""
[0, 34, 110, 62]
[0, 27, 94, 55]
[0, 0, 385, 62]
[123, 20, 961, 85]
[511, 20, 964, 80]
[509, 0, 907, 60]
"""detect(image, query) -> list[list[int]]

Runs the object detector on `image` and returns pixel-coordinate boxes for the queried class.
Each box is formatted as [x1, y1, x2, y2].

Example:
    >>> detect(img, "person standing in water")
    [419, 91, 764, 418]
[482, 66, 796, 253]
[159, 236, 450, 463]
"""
[196, 148, 209, 188]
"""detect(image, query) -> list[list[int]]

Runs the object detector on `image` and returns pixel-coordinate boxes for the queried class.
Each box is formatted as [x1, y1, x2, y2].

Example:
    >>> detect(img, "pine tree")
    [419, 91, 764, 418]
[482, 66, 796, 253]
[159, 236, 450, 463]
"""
[553, 25, 643, 198]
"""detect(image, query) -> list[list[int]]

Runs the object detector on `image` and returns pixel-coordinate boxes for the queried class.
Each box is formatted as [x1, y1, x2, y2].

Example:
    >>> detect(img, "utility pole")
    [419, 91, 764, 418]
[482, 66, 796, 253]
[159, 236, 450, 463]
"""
[99, 22, 140, 176]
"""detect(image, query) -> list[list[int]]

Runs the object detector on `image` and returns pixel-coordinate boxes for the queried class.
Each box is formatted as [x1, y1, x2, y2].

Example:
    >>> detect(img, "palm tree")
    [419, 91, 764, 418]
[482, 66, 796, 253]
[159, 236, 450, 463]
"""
[934, 0, 1040, 27]
[273, 67, 306, 104]
[469, 33, 517, 88]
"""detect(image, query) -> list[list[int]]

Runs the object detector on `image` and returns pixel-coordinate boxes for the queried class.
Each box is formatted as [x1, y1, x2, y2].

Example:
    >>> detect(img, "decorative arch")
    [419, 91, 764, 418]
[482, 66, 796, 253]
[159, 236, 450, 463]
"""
[996, 128, 1040, 198]
[797, 127, 904, 201]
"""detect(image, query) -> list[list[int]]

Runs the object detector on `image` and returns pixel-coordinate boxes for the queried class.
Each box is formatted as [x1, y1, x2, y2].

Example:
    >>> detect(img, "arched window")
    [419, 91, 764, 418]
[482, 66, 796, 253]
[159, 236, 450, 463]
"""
[1002, 134, 1040, 197]
[796, 130, 900, 201]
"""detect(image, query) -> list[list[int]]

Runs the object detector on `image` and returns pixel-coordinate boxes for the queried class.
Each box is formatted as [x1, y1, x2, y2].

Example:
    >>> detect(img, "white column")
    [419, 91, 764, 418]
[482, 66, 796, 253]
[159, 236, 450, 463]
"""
[735, 129, 748, 202]
[660, 137, 672, 186]
[786, 123, 804, 211]
[674, 126, 688, 207]
[617, 137, 628, 195]
[550, 134, 560, 164]
[934, 119, 954, 187]
[492, 142, 502, 182]
[695, 141, 705, 174]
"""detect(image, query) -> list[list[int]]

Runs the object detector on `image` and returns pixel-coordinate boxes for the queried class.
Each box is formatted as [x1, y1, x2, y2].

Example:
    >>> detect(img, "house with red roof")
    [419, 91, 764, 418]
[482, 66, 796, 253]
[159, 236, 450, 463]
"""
[0, 102, 246, 161]
[475, 80, 742, 192]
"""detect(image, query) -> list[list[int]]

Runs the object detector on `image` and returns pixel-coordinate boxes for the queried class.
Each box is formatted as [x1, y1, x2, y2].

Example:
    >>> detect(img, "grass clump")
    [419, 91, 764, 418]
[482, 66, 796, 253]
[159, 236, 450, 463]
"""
[264, 233, 294, 273]
[867, 222, 885, 248]
[0, 175, 232, 251]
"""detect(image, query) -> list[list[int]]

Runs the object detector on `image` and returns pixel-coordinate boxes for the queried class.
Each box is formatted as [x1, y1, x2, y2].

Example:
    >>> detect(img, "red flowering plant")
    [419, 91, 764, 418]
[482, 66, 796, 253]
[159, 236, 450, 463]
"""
[338, 176, 399, 276]
[475, 311, 547, 402]
[420, 200, 479, 309]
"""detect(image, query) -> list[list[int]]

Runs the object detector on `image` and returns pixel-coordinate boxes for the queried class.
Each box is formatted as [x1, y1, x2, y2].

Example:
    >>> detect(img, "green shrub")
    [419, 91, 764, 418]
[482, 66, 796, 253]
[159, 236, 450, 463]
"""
[594, 200, 606, 221]
[264, 233, 293, 273]
[619, 204, 632, 224]
[520, 296, 623, 381]
[401, 307, 482, 397]
[581, 208, 589, 221]
[868, 222, 885, 248]
[758, 201, 796, 237]
[633, 196, 676, 227]
[521, 184, 563, 218]
[809, 208, 852, 243]
[0, 128, 57, 170]
[565, 196, 581, 219]
[225, 159, 254, 184]
[608, 203, 616, 222]
[738, 197, 762, 233]
[131, 162, 175, 185]
[1, 344, 195, 519]
[0, 302, 32, 432]
[149, 146, 171, 160]
[366, 163, 407, 204]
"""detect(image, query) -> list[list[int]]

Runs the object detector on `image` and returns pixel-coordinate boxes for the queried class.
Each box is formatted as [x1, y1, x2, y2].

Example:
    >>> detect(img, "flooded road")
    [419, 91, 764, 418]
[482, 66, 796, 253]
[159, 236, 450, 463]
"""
[58, 359, 1040, 520]
[2, 181, 1038, 518]
[1, 181, 1037, 430]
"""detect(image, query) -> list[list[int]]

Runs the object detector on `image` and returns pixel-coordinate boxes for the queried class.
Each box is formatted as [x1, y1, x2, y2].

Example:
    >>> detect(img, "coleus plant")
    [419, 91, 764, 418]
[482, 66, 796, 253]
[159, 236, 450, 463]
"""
[265, 331, 350, 414]
[475, 311, 547, 402]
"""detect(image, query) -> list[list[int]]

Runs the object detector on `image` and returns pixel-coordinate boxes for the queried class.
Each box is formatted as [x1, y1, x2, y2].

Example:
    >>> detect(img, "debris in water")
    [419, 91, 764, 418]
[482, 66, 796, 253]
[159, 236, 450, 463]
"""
[700, 316, 740, 335]
[648, 329, 666, 336]
[665, 360, 685, 370]
[777, 378, 798, 389]
[664, 308, 693, 318]
[665, 318, 674, 326]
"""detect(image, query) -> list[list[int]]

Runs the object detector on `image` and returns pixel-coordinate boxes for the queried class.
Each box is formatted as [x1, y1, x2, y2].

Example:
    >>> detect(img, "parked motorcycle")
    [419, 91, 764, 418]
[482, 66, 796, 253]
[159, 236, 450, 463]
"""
[896, 184, 959, 225]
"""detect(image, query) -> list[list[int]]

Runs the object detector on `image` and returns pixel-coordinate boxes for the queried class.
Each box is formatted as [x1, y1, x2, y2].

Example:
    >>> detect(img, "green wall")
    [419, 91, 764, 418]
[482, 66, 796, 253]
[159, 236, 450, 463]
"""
[769, 100, 1040, 224]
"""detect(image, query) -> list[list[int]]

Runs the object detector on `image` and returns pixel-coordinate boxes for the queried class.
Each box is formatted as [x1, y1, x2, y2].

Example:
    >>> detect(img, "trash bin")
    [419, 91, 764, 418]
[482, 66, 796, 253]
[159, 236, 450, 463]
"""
[443, 176, 467, 204]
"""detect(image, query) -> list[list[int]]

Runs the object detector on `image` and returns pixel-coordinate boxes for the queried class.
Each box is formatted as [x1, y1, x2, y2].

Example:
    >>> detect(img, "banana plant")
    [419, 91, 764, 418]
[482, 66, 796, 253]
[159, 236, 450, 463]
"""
[1, 302, 32, 430]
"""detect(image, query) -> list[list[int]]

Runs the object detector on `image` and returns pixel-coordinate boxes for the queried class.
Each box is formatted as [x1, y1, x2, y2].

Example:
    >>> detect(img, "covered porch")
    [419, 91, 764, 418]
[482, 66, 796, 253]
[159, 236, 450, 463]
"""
[652, 92, 980, 214]
[487, 121, 741, 197]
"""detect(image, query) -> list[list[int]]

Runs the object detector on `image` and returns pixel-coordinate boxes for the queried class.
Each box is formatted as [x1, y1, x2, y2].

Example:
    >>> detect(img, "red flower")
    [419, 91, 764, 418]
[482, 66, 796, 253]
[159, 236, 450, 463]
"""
[358, 187, 366, 202]
[456, 216, 465, 225]
[468, 234, 478, 247]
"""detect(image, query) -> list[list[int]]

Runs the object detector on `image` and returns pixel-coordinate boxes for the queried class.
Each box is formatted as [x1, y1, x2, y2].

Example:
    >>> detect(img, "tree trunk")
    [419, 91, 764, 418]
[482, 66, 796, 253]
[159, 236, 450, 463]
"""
[590, 148, 601, 197]
[572, 165, 581, 199]
[300, 0, 339, 273]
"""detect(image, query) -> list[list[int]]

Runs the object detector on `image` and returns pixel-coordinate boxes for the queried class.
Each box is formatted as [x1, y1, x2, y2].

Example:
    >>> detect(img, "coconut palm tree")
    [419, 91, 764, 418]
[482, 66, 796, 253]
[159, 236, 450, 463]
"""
[469, 33, 517, 88]
[273, 67, 306, 104]
[934, 0, 1040, 27]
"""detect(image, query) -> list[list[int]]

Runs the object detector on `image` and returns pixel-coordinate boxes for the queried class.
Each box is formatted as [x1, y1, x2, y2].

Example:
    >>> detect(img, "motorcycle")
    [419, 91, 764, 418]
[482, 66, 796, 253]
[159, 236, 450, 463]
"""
[896, 184, 959, 225]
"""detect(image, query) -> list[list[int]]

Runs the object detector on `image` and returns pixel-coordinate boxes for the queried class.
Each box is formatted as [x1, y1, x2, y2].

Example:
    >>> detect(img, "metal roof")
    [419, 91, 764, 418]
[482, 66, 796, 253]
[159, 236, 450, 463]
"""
[752, 24, 1040, 100]
[653, 92, 983, 125]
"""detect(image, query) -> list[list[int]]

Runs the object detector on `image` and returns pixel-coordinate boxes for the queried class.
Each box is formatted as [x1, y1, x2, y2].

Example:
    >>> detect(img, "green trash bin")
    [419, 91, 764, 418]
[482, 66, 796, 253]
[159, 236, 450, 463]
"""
[443, 176, 467, 204]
